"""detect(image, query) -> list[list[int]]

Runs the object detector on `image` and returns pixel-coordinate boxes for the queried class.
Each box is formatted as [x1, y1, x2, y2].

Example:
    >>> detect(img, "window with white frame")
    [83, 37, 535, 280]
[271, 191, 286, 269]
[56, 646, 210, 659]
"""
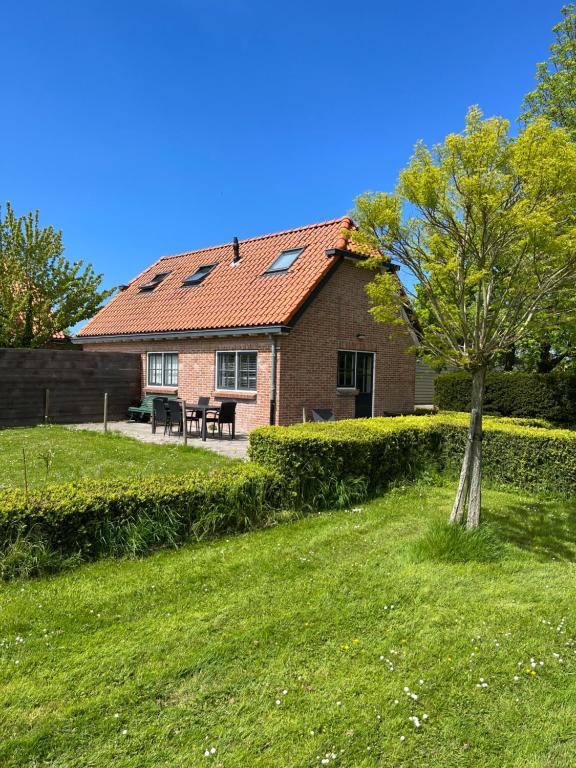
[147, 352, 178, 387]
[216, 351, 257, 391]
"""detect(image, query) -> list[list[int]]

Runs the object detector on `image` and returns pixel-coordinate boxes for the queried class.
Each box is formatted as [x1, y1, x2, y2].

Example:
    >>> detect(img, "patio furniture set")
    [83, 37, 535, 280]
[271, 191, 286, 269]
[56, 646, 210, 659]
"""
[129, 395, 237, 441]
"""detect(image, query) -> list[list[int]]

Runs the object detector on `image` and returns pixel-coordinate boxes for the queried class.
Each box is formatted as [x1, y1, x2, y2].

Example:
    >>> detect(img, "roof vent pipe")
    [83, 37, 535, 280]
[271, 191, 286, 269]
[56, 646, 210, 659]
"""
[232, 236, 240, 263]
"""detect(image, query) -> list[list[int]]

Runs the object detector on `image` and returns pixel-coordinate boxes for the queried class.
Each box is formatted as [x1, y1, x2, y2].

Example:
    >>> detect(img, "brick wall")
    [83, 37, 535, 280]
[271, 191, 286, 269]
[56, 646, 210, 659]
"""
[90, 337, 273, 433]
[82, 260, 415, 432]
[276, 260, 416, 424]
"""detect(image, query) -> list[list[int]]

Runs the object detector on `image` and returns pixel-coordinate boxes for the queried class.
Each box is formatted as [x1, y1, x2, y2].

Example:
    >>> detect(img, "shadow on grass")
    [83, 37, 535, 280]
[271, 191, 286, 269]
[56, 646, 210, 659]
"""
[484, 498, 576, 562]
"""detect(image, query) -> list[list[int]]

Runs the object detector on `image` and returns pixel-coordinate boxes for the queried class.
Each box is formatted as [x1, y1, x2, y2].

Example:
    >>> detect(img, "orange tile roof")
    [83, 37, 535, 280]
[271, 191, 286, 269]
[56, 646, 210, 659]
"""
[77, 217, 354, 337]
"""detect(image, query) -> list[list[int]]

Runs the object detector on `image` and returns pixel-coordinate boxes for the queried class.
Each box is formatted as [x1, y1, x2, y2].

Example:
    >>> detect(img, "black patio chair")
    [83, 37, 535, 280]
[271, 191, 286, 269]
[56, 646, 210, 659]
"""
[151, 397, 168, 434]
[205, 400, 237, 439]
[165, 399, 183, 436]
[311, 408, 336, 422]
[187, 396, 210, 434]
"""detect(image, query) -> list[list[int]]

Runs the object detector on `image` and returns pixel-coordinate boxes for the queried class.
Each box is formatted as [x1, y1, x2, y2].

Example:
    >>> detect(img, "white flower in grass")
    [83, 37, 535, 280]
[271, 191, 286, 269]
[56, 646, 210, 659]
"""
[122, 729, 128, 736]
[275, 699, 281, 705]
[400, 735, 406, 742]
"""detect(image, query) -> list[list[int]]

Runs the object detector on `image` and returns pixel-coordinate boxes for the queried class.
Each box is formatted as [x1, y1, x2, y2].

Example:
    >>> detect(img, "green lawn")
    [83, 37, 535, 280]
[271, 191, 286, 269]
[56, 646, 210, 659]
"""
[0, 426, 233, 489]
[1, 483, 575, 767]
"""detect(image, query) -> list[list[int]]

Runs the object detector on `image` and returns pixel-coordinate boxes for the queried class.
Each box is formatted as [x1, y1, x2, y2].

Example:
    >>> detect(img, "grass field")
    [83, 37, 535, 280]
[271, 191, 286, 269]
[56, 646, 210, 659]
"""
[0, 426, 233, 490]
[1, 482, 575, 767]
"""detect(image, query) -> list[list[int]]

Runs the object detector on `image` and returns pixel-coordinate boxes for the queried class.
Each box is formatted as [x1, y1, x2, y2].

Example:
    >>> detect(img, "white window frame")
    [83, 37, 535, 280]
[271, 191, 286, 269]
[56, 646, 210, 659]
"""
[147, 351, 179, 388]
[215, 350, 258, 392]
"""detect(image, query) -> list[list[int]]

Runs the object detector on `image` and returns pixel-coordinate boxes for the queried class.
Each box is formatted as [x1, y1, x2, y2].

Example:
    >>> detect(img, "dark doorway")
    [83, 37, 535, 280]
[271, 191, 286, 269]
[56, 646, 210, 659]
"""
[354, 352, 374, 418]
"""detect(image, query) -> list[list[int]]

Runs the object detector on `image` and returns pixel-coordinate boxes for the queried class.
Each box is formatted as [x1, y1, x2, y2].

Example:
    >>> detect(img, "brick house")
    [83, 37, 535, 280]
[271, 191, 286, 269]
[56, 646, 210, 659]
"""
[75, 217, 416, 432]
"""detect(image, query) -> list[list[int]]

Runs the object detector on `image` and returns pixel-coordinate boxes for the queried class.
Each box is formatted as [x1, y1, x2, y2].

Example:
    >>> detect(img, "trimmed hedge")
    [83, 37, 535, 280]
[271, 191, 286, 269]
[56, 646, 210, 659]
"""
[434, 371, 576, 424]
[250, 413, 576, 504]
[3, 412, 575, 578]
[0, 463, 284, 569]
[437, 420, 576, 496]
[249, 416, 442, 507]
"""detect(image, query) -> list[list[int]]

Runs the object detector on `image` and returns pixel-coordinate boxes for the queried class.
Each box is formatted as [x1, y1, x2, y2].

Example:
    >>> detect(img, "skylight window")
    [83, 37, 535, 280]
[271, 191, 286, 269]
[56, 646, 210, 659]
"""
[264, 247, 305, 274]
[139, 272, 171, 292]
[181, 263, 217, 286]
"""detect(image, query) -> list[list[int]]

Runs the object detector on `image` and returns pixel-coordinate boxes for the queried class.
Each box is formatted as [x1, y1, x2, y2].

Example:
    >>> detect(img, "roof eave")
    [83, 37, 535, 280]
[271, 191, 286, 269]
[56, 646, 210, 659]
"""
[73, 324, 291, 344]
[325, 248, 400, 273]
[325, 247, 367, 261]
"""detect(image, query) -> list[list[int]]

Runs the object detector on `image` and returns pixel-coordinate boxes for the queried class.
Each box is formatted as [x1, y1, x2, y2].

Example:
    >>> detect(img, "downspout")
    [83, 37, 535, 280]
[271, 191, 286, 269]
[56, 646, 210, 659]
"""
[269, 334, 277, 425]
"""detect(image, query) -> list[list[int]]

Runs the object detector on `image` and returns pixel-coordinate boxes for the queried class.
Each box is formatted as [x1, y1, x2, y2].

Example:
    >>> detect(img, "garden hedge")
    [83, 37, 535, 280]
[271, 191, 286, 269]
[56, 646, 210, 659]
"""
[434, 371, 576, 424]
[0, 463, 284, 569]
[3, 412, 575, 579]
[249, 413, 576, 505]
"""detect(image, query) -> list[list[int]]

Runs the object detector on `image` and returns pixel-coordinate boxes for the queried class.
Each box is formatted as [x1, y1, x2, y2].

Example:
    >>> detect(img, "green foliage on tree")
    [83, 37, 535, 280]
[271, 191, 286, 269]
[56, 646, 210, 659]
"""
[517, 5, 576, 373]
[0, 203, 114, 348]
[521, 4, 576, 137]
[350, 108, 576, 528]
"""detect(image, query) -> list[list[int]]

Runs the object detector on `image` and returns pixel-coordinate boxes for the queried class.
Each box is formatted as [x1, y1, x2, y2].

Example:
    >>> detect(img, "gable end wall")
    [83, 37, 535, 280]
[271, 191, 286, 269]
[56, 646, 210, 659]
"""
[276, 260, 416, 424]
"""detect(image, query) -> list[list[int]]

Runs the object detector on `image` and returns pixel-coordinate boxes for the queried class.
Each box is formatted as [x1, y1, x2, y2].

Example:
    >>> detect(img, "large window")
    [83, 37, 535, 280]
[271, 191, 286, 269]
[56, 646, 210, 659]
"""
[216, 351, 257, 391]
[147, 352, 178, 387]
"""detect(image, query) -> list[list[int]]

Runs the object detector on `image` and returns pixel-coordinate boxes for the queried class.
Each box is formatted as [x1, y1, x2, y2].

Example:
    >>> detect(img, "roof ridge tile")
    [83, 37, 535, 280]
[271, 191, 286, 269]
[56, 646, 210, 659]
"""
[157, 216, 351, 261]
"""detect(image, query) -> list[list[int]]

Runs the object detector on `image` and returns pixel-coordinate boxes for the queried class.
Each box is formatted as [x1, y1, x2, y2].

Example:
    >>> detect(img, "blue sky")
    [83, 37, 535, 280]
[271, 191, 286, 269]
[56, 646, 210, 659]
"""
[0, 0, 561, 293]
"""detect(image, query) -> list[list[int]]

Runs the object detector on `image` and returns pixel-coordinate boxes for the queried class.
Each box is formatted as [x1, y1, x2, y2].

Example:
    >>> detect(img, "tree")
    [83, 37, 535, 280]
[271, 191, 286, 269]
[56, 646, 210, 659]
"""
[0, 203, 114, 347]
[521, 4, 576, 138]
[349, 108, 576, 529]
[517, 4, 576, 372]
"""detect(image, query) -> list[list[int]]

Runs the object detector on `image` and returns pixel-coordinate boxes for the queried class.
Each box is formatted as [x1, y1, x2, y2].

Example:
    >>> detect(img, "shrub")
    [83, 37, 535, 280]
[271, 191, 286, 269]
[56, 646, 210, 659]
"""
[437, 419, 576, 497]
[434, 371, 576, 424]
[0, 463, 284, 578]
[249, 416, 443, 508]
[250, 413, 576, 505]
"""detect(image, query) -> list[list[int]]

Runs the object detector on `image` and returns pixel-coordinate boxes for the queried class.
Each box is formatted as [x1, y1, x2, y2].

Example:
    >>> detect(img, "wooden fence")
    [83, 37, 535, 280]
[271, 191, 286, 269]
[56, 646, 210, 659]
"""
[0, 349, 141, 427]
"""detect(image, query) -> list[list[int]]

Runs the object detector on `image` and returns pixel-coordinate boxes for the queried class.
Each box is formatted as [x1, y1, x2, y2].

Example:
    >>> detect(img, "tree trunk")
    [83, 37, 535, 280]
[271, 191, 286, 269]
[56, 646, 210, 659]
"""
[537, 343, 553, 374]
[450, 366, 487, 529]
[21, 294, 34, 348]
[503, 345, 516, 371]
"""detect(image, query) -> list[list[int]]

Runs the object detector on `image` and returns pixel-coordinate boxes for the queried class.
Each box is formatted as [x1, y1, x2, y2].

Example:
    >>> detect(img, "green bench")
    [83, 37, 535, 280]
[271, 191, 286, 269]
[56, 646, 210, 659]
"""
[128, 393, 179, 421]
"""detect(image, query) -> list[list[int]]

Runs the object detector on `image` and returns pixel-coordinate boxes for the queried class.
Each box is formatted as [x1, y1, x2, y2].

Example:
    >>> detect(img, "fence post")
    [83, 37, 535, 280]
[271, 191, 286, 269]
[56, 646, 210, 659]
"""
[103, 392, 108, 432]
[43, 388, 50, 423]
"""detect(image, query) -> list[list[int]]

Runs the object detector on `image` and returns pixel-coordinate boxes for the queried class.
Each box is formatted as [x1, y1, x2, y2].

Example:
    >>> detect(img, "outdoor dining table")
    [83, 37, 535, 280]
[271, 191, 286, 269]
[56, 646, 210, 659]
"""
[186, 403, 220, 441]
